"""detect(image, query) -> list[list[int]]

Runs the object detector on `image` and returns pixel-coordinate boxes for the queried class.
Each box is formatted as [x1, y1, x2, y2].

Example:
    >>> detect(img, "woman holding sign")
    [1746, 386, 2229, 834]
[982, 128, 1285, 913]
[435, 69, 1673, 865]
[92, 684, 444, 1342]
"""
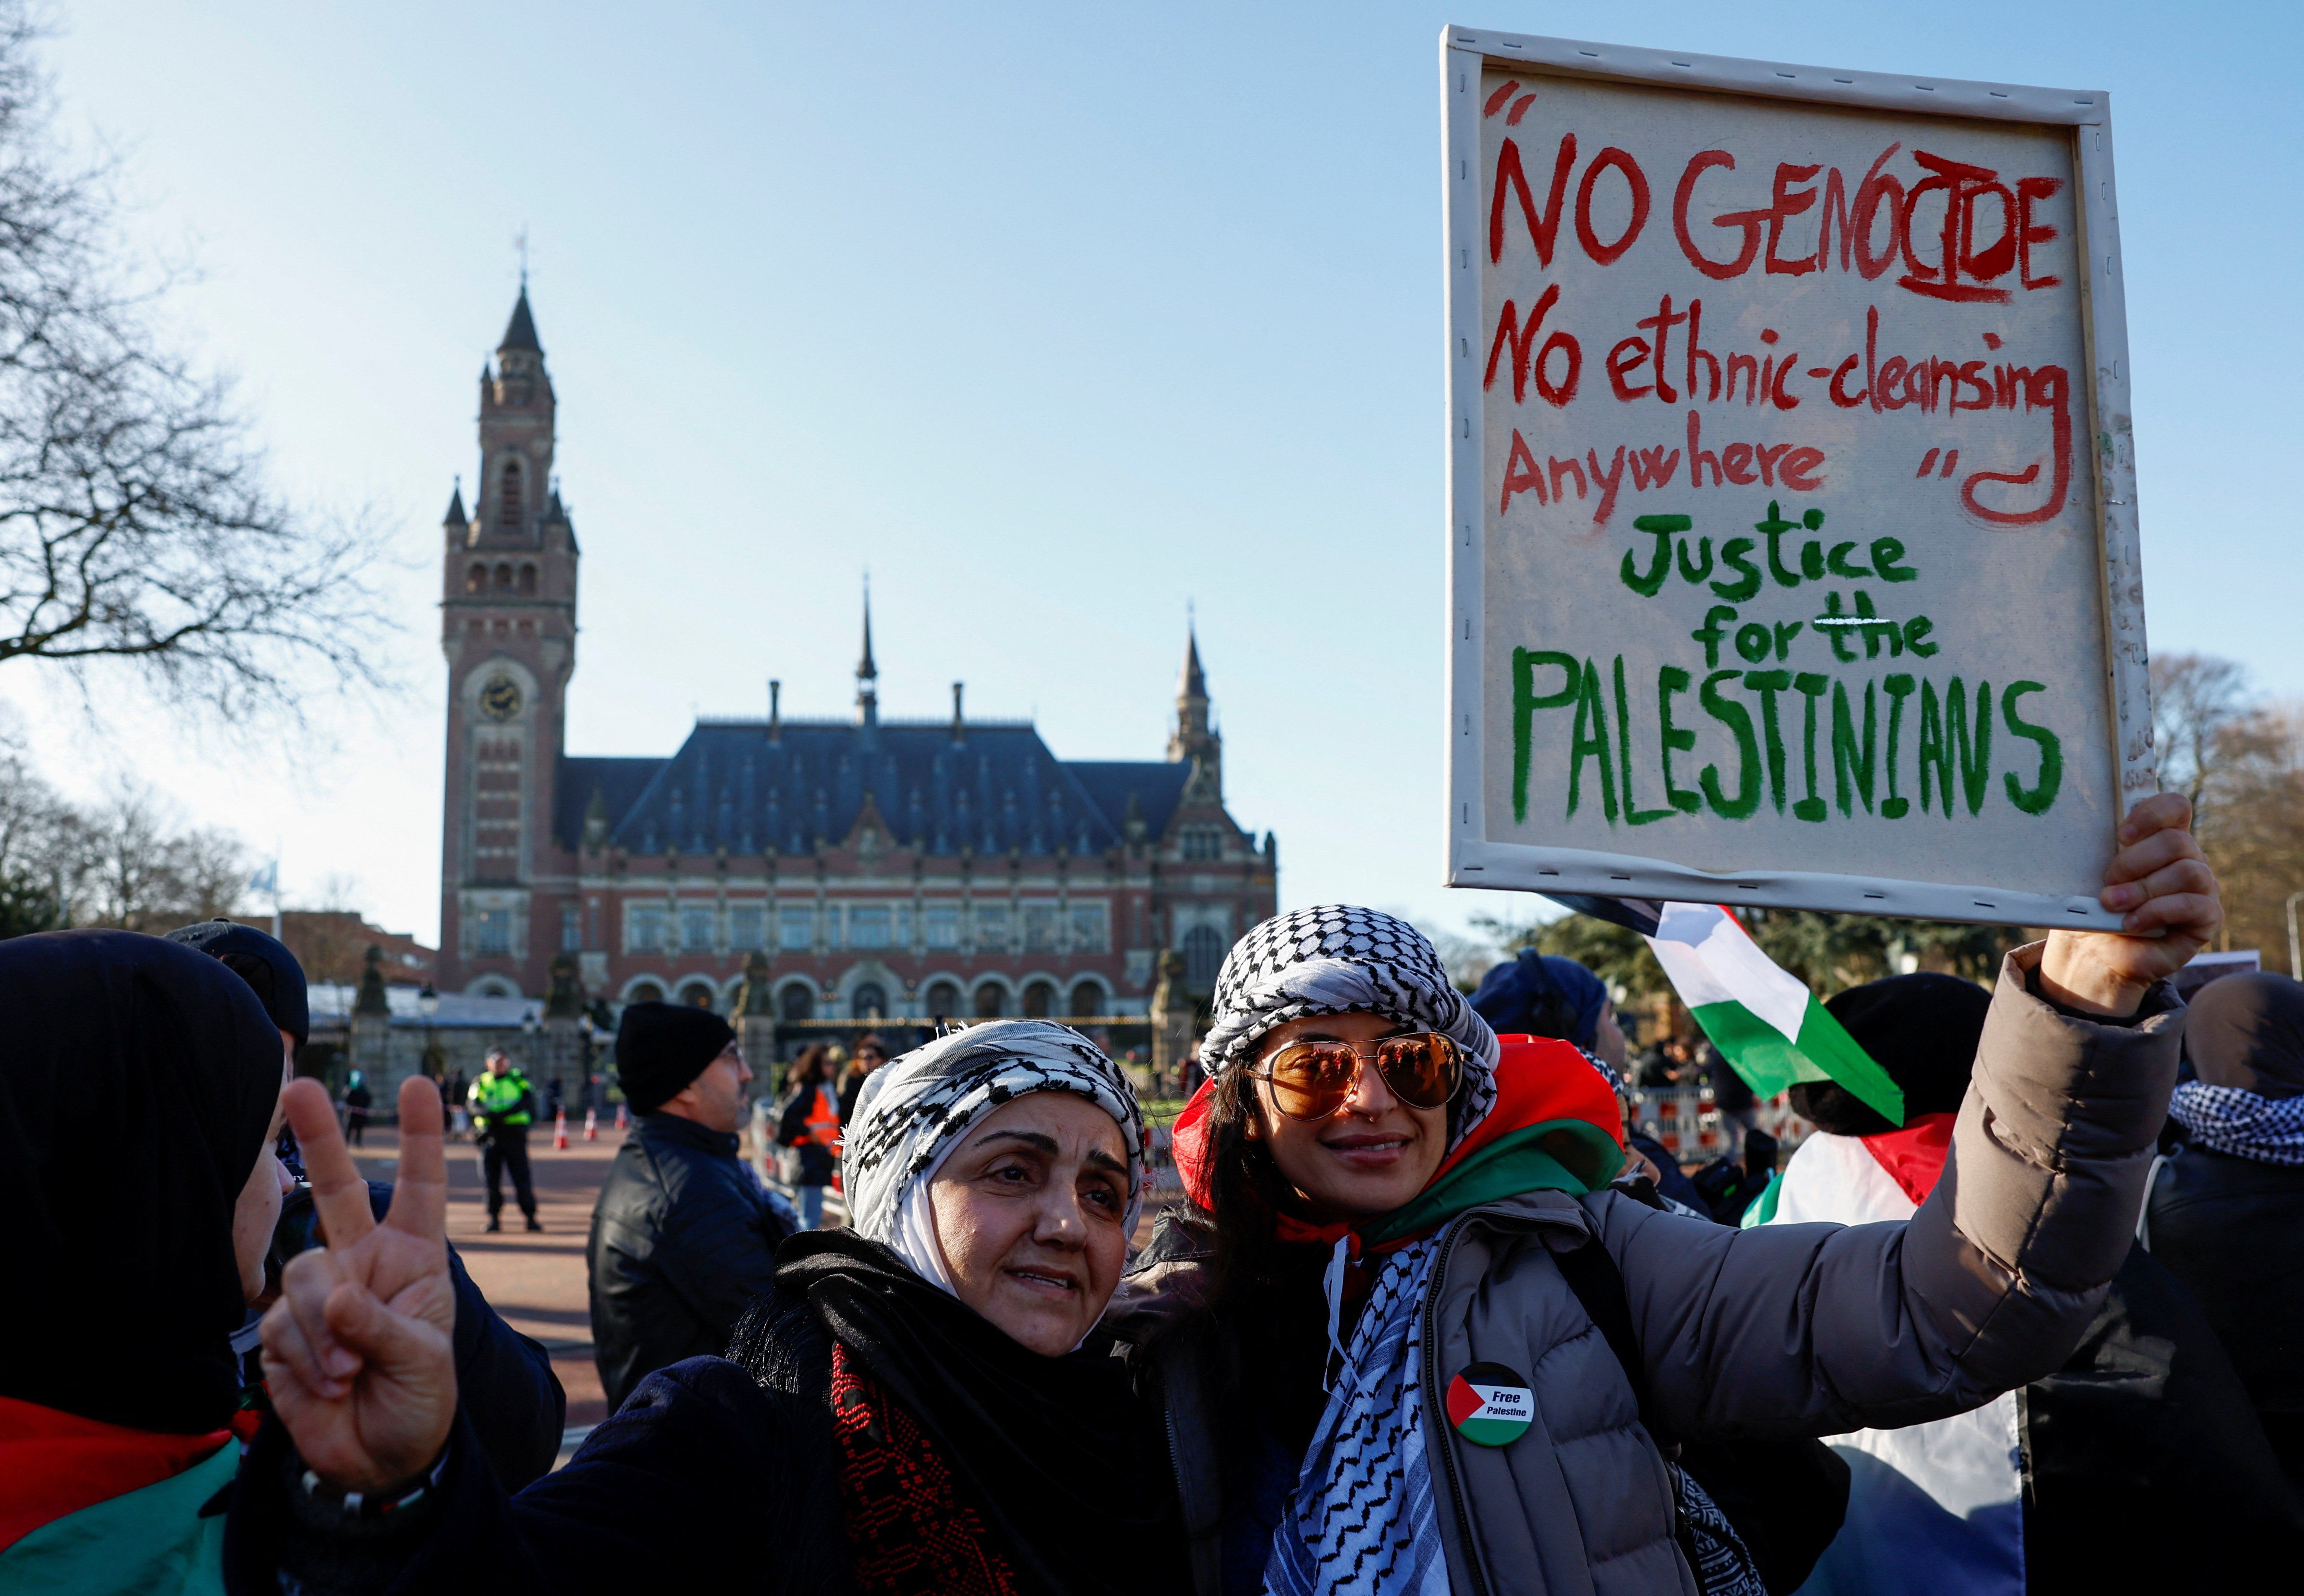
[1124, 793, 2217, 1596]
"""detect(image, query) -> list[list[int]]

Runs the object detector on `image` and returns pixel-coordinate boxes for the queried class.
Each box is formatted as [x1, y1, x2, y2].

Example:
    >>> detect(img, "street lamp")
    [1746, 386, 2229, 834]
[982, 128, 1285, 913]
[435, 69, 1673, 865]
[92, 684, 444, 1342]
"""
[522, 1008, 541, 1077]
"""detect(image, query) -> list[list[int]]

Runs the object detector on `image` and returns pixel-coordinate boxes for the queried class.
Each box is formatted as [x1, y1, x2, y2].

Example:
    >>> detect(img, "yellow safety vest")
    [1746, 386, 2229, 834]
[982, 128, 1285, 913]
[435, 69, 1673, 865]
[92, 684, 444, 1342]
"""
[469, 1070, 533, 1126]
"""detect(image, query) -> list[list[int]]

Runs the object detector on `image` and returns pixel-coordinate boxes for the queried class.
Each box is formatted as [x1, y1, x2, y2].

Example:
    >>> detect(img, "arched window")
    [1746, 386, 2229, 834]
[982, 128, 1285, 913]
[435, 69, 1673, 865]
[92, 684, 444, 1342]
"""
[780, 984, 815, 1023]
[678, 981, 717, 1010]
[627, 981, 665, 1005]
[1022, 980, 1055, 1018]
[1068, 979, 1103, 1019]
[518, 563, 538, 595]
[974, 982, 1006, 1019]
[466, 562, 487, 594]
[494, 563, 514, 592]
[851, 984, 887, 1020]
[1183, 925, 1226, 988]
[499, 459, 524, 526]
[925, 980, 961, 1020]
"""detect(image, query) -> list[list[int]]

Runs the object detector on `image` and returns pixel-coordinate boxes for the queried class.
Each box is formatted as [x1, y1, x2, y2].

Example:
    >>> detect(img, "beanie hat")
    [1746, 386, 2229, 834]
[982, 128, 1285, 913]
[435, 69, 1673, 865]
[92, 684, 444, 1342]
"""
[616, 1002, 736, 1113]
[1469, 951, 1611, 1051]
[1792, 972, 1990, 1135]
[2187, 971, 2304, 1099]
[164, 918, 310, 1049]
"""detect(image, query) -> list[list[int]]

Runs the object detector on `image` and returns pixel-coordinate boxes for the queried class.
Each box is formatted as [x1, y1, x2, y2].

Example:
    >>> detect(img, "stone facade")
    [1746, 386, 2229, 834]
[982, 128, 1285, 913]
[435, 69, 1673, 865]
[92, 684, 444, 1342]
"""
[435, 292, 1276, 1023]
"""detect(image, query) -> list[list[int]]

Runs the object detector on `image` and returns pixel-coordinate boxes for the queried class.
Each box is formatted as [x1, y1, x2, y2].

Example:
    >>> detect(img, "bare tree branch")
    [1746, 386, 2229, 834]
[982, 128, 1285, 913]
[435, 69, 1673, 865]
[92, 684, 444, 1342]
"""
[0, 5, 392, 727]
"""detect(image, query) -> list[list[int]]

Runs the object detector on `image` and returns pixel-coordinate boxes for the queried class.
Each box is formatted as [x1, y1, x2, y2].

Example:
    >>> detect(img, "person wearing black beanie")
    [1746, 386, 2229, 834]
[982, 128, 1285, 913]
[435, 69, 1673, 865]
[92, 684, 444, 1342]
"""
[613, 1001, 736, 1113]
[164, 918, 310, 1055]
[1790, 972, 1992, 1136]
[589, 1002, 792, 1411]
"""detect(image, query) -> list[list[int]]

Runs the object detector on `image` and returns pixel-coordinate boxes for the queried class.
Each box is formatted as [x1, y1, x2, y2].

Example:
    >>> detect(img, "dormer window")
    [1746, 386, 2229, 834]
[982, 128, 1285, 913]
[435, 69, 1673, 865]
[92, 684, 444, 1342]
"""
[499, 459, 524, 526]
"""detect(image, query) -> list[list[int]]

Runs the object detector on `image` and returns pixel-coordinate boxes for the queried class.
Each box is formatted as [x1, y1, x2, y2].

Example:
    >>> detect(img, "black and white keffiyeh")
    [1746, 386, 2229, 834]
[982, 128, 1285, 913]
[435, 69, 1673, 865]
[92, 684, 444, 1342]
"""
[1203, 905, 1502, 1147]
[2170, 1080, 2304, 1167]
[842, 1019, 1147, 1293]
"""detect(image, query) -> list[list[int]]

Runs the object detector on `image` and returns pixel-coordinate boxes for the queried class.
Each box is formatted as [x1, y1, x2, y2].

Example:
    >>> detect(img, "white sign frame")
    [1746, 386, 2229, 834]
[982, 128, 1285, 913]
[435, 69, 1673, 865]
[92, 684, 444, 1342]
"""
[1441, 25, 2152, 930]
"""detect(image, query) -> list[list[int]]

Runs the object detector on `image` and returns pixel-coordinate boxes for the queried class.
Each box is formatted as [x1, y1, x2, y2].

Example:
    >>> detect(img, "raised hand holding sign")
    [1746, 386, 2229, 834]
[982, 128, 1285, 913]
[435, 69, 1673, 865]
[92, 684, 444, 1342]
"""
[261, 1076, 459, 1494]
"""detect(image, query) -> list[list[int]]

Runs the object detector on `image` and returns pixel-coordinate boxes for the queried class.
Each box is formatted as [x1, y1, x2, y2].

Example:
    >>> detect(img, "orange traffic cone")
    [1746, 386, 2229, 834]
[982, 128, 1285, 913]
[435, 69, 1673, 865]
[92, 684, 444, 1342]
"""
[553, 1108, 568, 1150]
[615, 1103, 628, 1132]
[584, 1107, 599, 1142]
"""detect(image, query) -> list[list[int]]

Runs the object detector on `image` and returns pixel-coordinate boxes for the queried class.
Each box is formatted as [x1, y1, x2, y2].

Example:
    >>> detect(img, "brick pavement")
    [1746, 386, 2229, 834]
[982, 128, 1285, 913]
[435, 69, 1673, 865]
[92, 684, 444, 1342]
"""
[350, 1122, 623, 1429]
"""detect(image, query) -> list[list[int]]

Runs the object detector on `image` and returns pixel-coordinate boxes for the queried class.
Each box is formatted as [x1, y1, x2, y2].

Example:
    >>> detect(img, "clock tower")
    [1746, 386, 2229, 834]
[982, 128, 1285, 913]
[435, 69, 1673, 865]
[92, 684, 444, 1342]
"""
[438, 287, 579, 995]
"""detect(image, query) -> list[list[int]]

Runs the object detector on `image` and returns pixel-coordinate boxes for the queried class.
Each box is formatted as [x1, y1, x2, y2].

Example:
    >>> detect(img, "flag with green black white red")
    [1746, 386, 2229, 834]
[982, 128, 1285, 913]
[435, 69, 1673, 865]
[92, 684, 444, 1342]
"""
[1642, 902, 1904, 1124]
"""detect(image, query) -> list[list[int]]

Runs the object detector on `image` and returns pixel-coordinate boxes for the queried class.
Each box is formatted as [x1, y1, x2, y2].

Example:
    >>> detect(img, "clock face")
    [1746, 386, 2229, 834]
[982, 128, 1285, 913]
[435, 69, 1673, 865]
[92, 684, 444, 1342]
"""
[479, 674, 523, 721]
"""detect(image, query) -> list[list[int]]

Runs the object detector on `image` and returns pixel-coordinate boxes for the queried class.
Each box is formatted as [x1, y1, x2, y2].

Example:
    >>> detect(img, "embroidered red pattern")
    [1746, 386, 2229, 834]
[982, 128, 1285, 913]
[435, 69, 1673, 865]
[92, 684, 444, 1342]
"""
[829, 1341, 1023, 1596]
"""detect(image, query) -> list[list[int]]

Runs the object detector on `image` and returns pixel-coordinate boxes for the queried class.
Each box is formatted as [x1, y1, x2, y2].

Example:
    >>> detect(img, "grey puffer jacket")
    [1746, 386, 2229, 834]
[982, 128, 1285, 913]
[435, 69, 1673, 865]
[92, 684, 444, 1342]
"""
[1116, 945, 2183, 1596]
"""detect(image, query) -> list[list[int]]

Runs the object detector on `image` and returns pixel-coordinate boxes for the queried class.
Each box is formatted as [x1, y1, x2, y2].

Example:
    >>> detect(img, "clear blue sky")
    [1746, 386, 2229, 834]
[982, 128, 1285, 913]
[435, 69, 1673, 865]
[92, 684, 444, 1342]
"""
[7, 1, 2296, 949]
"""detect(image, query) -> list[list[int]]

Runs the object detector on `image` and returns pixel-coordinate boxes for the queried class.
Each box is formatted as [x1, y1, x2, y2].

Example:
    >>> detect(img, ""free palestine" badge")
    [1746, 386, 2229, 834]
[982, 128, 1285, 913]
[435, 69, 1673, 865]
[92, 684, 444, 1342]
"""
[1446, 1361, 1534, 1447]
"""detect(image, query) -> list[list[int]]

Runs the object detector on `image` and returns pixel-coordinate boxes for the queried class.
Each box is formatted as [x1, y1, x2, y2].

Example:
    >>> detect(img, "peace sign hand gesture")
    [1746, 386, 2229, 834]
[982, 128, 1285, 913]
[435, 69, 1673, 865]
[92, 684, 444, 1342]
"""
[261, 1076, 459, 1494]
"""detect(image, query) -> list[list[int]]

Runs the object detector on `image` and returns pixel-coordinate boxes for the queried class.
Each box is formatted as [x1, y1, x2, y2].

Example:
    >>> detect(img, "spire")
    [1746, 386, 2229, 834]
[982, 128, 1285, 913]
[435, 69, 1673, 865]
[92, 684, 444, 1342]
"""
[1180, 620, 1207, 701]
[499, 287, 542, 354]
[442, 478, 466, 526]
[1167, 612, 1219, 783]
[854, 578, 878, 727]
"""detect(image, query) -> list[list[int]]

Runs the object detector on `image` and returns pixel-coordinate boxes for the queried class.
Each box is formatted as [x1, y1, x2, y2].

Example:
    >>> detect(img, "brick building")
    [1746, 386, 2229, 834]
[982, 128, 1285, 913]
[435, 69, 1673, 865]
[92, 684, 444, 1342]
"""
[436, 290, 1276, 1024]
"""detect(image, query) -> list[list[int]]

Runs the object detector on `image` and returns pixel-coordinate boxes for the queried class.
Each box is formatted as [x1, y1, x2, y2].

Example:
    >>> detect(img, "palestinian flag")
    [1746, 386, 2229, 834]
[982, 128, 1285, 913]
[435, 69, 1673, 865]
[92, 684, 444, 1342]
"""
[1640, 902, 1904, 1124]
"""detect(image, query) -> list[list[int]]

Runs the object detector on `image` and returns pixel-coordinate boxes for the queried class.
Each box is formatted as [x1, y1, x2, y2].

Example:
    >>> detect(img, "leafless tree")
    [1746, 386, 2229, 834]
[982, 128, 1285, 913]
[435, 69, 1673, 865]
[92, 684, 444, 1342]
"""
[0, 5, 389, 727]
[62, 781, 245, 931]
[2151, 652, 2252, 831]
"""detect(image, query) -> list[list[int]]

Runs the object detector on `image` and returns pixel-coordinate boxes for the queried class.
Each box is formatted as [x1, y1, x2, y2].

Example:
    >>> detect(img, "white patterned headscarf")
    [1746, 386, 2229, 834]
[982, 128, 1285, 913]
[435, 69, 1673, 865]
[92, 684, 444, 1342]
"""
[842, 1019, 1147, 1294]
[1203, 905, 1502, 1148]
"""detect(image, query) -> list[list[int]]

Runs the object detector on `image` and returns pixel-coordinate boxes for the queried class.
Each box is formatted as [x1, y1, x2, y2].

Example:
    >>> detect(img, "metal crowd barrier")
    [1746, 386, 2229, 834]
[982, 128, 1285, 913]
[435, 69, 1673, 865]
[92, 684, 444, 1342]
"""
[1629, 1087, 1815, 1165]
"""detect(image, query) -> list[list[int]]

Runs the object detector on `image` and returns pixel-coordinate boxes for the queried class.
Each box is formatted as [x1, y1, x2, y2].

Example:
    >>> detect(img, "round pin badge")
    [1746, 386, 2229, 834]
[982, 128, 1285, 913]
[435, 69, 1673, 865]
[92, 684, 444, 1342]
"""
[1446, 1361, 1534, 1447]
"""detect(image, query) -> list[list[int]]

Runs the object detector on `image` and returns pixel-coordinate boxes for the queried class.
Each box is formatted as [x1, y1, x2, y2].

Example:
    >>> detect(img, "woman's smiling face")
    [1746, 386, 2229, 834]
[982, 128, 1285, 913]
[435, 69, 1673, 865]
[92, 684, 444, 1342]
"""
[1247, 1011, 1451, 1220]
[927, 1092, 1133, 1356]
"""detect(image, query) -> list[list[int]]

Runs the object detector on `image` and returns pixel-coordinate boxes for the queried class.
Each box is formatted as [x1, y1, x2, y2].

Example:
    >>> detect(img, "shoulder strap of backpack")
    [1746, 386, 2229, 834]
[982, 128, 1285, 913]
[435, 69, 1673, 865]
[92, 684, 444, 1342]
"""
[1552, 1227, 1677, 1456]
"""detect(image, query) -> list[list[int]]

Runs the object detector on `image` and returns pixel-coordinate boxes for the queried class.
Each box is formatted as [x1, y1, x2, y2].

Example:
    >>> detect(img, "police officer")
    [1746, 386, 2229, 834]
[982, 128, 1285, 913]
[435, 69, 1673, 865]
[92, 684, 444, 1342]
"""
[470, 1047, 541, 1232]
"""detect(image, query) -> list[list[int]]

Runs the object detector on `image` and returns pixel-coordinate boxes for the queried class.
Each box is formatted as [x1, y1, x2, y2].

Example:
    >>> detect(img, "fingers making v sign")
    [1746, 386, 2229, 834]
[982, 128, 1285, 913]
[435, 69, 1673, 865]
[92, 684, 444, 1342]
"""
[261, 1075, 460, 1493]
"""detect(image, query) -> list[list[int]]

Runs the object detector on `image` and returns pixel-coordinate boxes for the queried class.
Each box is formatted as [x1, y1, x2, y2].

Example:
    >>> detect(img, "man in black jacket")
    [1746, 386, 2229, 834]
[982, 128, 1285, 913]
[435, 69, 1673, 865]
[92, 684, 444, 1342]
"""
[588, 1002, 797, 1413]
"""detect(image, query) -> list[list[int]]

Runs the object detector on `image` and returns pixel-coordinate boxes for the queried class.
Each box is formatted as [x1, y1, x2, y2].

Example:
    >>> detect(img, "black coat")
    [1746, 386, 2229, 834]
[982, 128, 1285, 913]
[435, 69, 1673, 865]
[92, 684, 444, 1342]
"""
[226, 1294, 848, 1596]
[587, 1112, 795, 1413]
[2020, 1241, 2304, 1590]
[2146, 1141, 2304, 1493]
[268, 1183, 567, 1490]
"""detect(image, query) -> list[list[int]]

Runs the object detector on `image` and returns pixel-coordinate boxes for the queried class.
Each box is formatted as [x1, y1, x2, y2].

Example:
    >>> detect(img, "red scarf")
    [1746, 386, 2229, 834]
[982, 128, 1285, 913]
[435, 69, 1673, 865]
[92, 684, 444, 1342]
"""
[0, 1394, 230, 1553]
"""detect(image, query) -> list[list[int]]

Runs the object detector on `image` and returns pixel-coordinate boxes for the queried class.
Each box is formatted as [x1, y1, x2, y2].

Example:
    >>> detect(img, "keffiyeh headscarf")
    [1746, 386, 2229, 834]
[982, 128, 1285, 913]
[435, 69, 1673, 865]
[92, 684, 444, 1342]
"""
[1204, 905, 1503, 1149]
[842, 1019, 1147, 1293]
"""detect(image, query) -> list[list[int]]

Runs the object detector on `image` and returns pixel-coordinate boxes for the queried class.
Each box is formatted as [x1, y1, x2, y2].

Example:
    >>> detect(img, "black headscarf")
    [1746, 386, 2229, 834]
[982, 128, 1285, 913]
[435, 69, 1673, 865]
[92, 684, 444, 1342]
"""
[0, 930, 284, 1433]
[1793, 972, 1991, 1135]
[2186, 971, 2304, 1100]
[775, 1229, 1173, 1596]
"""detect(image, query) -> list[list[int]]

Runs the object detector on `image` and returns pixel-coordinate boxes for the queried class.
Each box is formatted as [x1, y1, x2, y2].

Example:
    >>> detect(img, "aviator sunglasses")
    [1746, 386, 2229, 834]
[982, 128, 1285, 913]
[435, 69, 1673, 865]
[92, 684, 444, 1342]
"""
[1248, 1031, 1463, 1121]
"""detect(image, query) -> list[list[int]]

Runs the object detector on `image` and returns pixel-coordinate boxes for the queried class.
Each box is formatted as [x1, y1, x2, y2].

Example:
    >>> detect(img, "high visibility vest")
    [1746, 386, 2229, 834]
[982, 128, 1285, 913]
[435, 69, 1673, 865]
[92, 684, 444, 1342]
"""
[469, 1071, 533, 1126]
[803, 1085, 840, 1151]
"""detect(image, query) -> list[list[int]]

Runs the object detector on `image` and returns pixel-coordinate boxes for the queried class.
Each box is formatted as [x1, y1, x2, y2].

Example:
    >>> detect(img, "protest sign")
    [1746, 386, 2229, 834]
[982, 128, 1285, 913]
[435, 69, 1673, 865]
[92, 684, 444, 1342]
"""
[1441, 29, 2154, 929]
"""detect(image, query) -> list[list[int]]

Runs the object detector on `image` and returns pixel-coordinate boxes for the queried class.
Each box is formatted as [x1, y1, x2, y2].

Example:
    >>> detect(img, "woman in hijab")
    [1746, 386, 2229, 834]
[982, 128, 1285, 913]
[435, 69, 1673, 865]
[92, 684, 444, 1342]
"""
[229, 1018, 1185, 1596]
[2145, 969, 2304, 1491]
[1128, 793, 2220, 1596]
[0, 929, 292, 1590]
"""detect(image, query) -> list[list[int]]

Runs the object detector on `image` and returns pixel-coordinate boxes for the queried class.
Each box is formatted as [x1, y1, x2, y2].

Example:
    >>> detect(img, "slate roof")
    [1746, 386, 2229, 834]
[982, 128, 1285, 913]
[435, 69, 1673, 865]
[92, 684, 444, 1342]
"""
[499, 289, 542, 353]
[552, 722, 1195, 857]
